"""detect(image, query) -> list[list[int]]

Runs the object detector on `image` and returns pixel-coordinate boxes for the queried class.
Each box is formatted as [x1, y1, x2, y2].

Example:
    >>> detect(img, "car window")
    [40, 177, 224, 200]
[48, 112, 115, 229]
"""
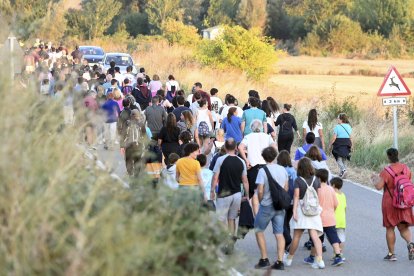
[105, 56, 133, 66]
[80, 48, 104, 55]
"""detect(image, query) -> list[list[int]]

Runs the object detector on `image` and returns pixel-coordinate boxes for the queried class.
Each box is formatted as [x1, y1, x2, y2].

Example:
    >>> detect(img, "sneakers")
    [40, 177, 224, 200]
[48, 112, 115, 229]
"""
[311, 259, 325, 269]
[339, 169, 347, 178]
[304, 255, 315, 265]
[283, 253, 293, 267]
[254, 258, 270, 269]
[383, 253, 397, 261]
[271, 260, 285, 270]
[331, 256, 344, 266]
[331, 255, 346, 261]
[408, 242, 414, 260]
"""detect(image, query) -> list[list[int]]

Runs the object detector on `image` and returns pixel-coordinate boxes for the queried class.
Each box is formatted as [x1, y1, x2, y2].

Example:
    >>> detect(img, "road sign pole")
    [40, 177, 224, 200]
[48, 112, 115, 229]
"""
[393, 105, 398, 149]
[8, 35, 15, 85]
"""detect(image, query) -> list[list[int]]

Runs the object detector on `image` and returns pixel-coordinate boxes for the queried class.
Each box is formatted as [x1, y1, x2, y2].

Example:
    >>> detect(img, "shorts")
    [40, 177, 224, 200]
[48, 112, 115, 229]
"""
[254, 205, 285, 234]
[247, 164, 263, 198]
[216, 192, 242, 221]
[336, 228, 346, 243]
[310, 226, 341, 246]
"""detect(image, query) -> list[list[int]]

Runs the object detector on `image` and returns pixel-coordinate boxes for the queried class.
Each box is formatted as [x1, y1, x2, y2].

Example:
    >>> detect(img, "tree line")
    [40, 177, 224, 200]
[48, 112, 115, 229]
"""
[1, 0, 414, 57]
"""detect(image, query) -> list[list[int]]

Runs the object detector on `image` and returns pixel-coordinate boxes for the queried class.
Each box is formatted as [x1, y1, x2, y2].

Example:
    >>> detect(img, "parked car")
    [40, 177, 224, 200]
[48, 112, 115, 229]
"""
[100, 53, 138, 75]
[79, 46, 105, 66]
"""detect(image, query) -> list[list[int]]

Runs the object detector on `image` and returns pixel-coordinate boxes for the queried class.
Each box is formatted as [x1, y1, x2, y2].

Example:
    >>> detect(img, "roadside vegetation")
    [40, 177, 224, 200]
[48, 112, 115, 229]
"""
[0, 69, 232, 274]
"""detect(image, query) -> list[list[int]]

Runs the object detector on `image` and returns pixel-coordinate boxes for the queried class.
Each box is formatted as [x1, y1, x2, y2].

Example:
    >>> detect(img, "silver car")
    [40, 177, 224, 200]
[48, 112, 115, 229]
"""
[79, 46, 105, 66]
[101, 52, 138, 75]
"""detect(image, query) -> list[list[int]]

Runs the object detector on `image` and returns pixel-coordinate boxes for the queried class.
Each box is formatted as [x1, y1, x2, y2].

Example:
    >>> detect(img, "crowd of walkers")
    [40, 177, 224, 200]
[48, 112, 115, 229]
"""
[23, 41, 414, 271]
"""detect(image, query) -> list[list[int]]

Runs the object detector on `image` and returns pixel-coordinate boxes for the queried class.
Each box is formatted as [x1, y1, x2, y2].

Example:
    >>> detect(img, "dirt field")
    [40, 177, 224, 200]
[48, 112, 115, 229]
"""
[270, 56, 414, 104]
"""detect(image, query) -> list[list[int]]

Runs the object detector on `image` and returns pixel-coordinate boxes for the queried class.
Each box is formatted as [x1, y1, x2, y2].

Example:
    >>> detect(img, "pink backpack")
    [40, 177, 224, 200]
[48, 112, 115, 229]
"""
[385, 165, 414, 209]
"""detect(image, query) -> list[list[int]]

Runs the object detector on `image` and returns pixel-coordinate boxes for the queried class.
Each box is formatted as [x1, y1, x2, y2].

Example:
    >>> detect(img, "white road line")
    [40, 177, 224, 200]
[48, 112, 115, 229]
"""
[345, 178, 383, 195]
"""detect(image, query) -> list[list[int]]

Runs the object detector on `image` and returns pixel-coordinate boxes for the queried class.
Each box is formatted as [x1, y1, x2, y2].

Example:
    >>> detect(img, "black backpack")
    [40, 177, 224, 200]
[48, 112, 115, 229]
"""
[263, 166, 291, 210]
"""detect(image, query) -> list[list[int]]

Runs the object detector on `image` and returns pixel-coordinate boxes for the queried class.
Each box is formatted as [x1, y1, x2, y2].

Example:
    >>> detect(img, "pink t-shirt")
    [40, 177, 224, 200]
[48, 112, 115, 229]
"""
[318, 184, 338, 227]
[149, 80, 163, 97]
[115, 98, 124, 111]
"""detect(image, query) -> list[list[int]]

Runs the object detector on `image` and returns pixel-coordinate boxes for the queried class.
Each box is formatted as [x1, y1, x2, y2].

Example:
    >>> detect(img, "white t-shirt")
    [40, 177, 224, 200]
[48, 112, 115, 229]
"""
[303, 121, 323, 138]
[187, 94, 194, 103]
[241, 132, 275, 167]
[220, 105, 243, 120]
[166, 80, 180, 92]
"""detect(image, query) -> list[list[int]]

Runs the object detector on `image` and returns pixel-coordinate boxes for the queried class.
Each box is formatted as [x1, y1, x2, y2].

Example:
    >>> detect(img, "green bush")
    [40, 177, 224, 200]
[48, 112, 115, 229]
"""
[196, 25, 278, 80]
[0, 71, 231, 274]
[124, 12, 150, 37]
[351, 136, 414, 170]
[322, 87, 361, 123]
[161, 19, 201, 47]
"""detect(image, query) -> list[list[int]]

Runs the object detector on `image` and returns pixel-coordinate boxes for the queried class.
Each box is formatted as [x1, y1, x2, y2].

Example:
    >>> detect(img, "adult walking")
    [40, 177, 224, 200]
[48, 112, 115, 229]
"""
[241, 97, 267, 136]
[122, 109, 146, 177]
[211, 139, 250, 252]
[329, 113, 352, 178]
[132, 78, 151, 110]
[372, 148, 414, 261]
[275, 104, 300, 153]
[221, 107, 243, 143]
[166, 75, 180, 102]
[238, 120, 277, 215]
[158, 113, 181, 165]
[144, 96, 167, 140]
[303, 109, 325, 150]
[253, 146, 289, 270]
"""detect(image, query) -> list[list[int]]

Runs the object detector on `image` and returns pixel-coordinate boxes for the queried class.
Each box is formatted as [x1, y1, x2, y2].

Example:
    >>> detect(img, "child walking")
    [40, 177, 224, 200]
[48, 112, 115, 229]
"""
[304, 169, 344, 267]
[197, 154, 213, 200]
[331, 177, 347, 256]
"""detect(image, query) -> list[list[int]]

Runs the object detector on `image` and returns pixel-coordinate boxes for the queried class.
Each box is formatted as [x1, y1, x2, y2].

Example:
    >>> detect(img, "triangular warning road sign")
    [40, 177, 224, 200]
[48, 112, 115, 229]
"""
[378, 66, 411, 97]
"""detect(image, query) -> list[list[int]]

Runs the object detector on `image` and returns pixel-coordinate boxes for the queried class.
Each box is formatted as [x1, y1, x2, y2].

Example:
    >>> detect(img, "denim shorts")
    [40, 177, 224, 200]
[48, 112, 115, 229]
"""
[254, 205, 285, 234]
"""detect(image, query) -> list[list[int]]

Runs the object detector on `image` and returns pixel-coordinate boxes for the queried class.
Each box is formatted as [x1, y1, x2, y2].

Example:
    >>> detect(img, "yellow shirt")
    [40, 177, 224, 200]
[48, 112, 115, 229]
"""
[176, 157, 201, 186]
[335, 192, 347, 229]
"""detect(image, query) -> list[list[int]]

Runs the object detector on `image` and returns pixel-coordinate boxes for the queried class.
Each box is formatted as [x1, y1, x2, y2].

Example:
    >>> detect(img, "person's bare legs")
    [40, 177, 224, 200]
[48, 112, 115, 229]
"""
[309, 229, 323, 260]
[288, 229, 304, 257]
[276, 234, 285, 261]
[386, 227, 396, 254]
[251, 194, 259, 216]
[255, 231, 268, 259]
[228, 219, 236, 236]
[397, 223, 413, 243]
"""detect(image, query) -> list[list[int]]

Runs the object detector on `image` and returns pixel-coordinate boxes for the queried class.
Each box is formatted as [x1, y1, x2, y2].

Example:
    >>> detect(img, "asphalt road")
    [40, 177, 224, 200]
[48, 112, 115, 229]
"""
[94, 146, 414, 275]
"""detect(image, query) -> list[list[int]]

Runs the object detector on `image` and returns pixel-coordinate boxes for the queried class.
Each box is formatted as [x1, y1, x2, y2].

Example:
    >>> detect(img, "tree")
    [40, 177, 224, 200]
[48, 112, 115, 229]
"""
[36, 1, 67, 42]
[352, 0, 414, 38]
[284, 0, 351, 32]
[180, 0, 208, 30]
[266, 0, 306, 40]
[146, 0, 183, 34]
[236, 0, 267, 32]
[161, 19, 200, 46]
[204, 0, 240, 27]
[197, 25, 278, 80]
[81, 0, 122, 39]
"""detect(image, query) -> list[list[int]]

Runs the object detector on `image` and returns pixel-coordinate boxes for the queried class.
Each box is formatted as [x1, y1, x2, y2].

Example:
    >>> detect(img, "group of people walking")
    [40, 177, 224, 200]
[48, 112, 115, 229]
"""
[24, 41, 414, 272]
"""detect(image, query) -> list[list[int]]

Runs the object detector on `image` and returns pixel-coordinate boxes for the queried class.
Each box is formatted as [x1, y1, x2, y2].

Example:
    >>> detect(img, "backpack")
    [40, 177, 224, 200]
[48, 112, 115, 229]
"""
[300, 176, 320, 216]
[384, 165, 414, 209]
[263, 166, 291, 210]
[124, 120, 143, 147]
[198, 121, 210, 137]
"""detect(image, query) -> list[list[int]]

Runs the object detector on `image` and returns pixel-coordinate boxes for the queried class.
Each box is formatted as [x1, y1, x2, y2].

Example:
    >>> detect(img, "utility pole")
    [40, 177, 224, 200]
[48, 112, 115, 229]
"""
[8, 33, 16, 85]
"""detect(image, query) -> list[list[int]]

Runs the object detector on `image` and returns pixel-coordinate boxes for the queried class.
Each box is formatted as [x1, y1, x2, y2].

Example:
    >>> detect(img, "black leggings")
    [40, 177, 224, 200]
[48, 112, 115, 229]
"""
[284, 205, 293, 249]
[278, 133, 294, 153]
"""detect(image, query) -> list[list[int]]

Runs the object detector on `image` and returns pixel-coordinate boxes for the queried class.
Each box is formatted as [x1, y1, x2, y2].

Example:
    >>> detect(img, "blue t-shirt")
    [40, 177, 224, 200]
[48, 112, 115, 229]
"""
[242, 107, 266, 135]
[221, 115, 243, 143]
[101, 99, 120, 123]
[294, 143, 328, 161]
[284, 166, 297, 200]
[334, 123, 352, 138]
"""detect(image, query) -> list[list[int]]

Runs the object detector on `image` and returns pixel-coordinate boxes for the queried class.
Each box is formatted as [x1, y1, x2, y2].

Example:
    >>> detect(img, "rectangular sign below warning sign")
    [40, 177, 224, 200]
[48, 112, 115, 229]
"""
[382, 97, 407, 106]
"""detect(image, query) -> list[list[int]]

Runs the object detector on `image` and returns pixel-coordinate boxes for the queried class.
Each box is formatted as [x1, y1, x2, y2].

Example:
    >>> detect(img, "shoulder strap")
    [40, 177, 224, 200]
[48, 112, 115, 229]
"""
[298, 147, 306, 155]
[339, 124, 351, 137]
[383, 166, 395, 198]
[263, 166, 276, 185]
